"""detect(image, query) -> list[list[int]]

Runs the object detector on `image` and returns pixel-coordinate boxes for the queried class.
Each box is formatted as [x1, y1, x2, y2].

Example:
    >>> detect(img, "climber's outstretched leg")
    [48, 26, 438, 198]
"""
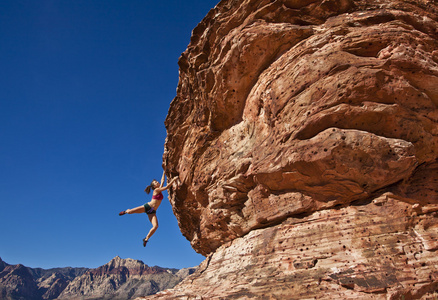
[119, 206, 145, 216]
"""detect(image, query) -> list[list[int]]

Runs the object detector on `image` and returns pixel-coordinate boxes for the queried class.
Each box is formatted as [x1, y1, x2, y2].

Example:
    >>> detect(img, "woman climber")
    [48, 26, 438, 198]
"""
[119, 171, 178, 247]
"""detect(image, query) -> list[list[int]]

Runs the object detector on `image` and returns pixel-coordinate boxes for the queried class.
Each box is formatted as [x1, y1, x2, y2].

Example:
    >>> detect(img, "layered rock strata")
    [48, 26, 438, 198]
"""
[155, 0, 438, 298]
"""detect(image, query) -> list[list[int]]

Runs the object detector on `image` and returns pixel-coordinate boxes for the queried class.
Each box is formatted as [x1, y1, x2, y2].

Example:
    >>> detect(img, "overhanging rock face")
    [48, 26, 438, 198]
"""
[151, 0, 438, 298]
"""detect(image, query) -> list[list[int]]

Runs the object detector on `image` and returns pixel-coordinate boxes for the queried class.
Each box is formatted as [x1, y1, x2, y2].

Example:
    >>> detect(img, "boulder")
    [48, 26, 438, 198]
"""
[153, 0, 438, 298]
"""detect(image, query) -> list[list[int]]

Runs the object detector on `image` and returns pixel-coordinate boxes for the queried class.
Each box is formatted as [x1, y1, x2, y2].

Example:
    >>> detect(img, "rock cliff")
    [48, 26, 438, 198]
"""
[150, 0, 438, 298]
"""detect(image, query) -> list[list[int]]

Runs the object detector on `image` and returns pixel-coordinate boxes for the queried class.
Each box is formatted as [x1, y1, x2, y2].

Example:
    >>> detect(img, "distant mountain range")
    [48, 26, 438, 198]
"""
[0, 256, 195, 300]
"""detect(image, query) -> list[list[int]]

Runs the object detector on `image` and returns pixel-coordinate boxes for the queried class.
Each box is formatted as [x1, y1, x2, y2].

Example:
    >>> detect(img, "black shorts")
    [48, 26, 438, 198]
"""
[143, 203, 156, 215]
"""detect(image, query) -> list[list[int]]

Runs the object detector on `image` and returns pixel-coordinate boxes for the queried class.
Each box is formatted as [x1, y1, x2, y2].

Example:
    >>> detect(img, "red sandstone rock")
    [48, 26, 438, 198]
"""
[142, 197, 438, 299]
[152, 0, 438, 298]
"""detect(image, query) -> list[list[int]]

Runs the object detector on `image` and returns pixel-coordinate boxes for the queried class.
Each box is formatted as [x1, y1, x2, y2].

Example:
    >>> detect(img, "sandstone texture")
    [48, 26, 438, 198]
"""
[155, 0, 438, 298]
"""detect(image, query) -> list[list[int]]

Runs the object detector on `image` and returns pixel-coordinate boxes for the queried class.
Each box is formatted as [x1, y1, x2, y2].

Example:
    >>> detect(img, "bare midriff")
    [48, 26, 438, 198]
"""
[148, 199, 162, 210]
[148, 192, 163, 210]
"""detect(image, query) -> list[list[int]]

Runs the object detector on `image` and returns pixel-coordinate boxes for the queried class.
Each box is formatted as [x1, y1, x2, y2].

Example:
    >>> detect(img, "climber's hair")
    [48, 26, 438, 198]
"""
[145, 179, 158, 194]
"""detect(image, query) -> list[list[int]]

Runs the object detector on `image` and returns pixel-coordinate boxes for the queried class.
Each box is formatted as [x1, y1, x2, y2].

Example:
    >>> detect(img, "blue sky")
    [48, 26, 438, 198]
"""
[0, 0, 219, 270]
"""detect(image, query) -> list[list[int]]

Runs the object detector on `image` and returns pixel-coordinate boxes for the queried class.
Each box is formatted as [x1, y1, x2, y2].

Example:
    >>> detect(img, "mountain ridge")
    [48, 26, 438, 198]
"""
[0, 256, 196, 300]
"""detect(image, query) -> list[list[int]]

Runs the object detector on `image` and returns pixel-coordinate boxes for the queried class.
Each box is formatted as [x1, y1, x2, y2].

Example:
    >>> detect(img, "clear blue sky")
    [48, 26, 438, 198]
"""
[0, 0, 219, 270]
